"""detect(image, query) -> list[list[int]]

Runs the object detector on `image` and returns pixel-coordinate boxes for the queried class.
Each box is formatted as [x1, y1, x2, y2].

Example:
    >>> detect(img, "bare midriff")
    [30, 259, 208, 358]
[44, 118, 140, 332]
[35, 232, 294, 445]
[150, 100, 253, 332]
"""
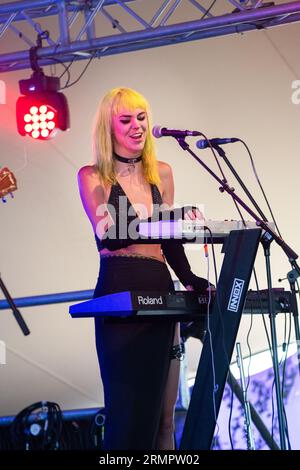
[99, 244, 165, 263]
[98, 179, 166, 263]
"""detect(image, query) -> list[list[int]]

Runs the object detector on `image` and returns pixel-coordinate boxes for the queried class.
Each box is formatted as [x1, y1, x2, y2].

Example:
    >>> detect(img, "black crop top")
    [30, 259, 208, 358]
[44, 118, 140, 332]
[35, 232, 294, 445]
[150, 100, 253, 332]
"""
[95, 181, 163, 251]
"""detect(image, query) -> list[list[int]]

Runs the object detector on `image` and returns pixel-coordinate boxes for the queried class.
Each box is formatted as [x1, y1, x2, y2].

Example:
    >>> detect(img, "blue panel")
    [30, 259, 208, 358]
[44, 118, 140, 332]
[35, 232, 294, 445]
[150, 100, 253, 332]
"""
[69, 291, 133, 317]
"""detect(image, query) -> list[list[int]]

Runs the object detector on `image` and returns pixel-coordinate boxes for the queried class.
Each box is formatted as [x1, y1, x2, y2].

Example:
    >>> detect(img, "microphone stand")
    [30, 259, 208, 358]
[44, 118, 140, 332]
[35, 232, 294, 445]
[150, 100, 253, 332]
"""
[175, 137, 300, 450]
[211, 144, 269, 222]
[0, 274, 30, 336]
[213, 143, 300, 377]
[285, 269, 300, 376]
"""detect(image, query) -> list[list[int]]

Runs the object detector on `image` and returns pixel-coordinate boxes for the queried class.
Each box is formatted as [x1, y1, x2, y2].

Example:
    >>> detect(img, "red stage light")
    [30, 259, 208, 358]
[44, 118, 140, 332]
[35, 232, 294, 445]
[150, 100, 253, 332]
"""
[16, 72, 70, 140]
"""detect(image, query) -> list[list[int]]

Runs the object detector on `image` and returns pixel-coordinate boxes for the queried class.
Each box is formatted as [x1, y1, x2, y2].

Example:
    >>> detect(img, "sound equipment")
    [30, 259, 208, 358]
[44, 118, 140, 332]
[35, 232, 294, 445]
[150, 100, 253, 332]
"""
[69, 290, 211, 321]
[137, 219, 275, 244]
[69, 288, 291, 320]
[0, 405, 105, 450]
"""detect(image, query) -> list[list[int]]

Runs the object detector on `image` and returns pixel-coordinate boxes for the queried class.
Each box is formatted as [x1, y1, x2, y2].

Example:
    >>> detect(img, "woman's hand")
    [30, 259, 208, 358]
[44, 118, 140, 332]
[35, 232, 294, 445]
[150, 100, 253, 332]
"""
[184, 207, 205, 222]
[185, 285, 194, 291]
[185, 282, 216, 293]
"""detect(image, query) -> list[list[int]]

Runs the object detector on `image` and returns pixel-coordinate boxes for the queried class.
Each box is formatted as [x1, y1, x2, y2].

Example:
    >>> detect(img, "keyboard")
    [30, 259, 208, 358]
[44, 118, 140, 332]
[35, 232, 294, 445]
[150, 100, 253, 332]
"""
[69, 288, 290, 320]
[137, 219, 276, 244]
[69, 291, 211, 320]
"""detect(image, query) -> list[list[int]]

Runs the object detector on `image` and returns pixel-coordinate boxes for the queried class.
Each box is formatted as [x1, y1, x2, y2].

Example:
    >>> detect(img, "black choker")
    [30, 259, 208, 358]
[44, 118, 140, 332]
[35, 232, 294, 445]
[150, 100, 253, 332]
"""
[113, 153, 142, 174]
[113, 153, 142, 164]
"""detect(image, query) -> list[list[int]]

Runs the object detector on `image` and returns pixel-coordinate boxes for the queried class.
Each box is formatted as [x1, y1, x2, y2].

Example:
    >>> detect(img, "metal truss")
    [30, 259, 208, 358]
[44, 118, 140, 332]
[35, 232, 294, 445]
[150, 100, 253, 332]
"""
[1, 0, 300, 72]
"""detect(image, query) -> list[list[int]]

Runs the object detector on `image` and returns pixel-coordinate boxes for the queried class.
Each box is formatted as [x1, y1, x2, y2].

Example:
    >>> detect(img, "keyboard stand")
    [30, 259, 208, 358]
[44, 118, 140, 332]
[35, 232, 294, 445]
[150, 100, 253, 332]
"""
[180, 228, 261, 450]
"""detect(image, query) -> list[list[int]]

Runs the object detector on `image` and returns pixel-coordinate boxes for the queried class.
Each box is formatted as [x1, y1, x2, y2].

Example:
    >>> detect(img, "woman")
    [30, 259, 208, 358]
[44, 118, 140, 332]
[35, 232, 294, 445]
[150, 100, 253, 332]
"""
[78, 87, 206, 450]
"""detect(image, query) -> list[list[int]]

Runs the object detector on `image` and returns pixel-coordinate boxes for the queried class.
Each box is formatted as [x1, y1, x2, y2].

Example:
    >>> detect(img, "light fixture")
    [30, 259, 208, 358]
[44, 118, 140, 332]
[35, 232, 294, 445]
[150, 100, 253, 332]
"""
[16, 45, 70, 140]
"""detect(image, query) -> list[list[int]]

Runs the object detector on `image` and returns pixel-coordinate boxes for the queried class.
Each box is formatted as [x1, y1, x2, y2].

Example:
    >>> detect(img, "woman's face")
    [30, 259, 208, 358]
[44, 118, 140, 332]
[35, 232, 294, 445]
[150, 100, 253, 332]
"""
[111, 107, 148, 157]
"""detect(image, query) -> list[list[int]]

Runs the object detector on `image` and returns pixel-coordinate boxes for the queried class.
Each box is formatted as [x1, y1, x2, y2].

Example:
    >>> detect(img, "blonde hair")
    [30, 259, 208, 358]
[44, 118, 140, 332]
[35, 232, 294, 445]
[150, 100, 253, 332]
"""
[92, 87, 160, 186]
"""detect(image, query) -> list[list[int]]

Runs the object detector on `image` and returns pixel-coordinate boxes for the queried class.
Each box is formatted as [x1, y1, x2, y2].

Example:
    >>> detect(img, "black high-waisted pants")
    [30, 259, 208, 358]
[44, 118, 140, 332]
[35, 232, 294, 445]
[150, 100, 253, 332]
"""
[93, 256, 175, 450]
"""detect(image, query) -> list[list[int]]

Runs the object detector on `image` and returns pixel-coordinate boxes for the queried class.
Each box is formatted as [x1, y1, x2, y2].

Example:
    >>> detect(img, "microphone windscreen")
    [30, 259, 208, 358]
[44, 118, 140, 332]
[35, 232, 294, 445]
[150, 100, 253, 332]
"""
[195, 140, 207, 149]
[152, 125, 163, 138]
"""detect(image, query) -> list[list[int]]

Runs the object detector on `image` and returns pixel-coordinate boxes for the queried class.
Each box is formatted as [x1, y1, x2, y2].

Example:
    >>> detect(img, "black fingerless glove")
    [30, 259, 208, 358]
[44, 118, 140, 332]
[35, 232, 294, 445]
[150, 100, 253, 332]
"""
[152, 205, 201, 222]
[161, 240, 209, 294]
[187, 273, 212, 293]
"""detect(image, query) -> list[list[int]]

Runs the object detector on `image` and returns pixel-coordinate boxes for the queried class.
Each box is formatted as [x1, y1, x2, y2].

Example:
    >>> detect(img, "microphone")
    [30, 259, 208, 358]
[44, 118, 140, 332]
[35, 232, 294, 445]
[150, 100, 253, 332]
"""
[152, 125, 202, 139]
[196, 137, 239, 149]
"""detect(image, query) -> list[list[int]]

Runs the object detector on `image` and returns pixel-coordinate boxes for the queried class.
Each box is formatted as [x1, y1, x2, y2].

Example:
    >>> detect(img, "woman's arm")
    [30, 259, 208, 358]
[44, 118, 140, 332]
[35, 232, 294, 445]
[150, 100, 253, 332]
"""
[158, 160, 174, 209]
[77, 165, 109, 235]
[78, 165, 137, 251]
